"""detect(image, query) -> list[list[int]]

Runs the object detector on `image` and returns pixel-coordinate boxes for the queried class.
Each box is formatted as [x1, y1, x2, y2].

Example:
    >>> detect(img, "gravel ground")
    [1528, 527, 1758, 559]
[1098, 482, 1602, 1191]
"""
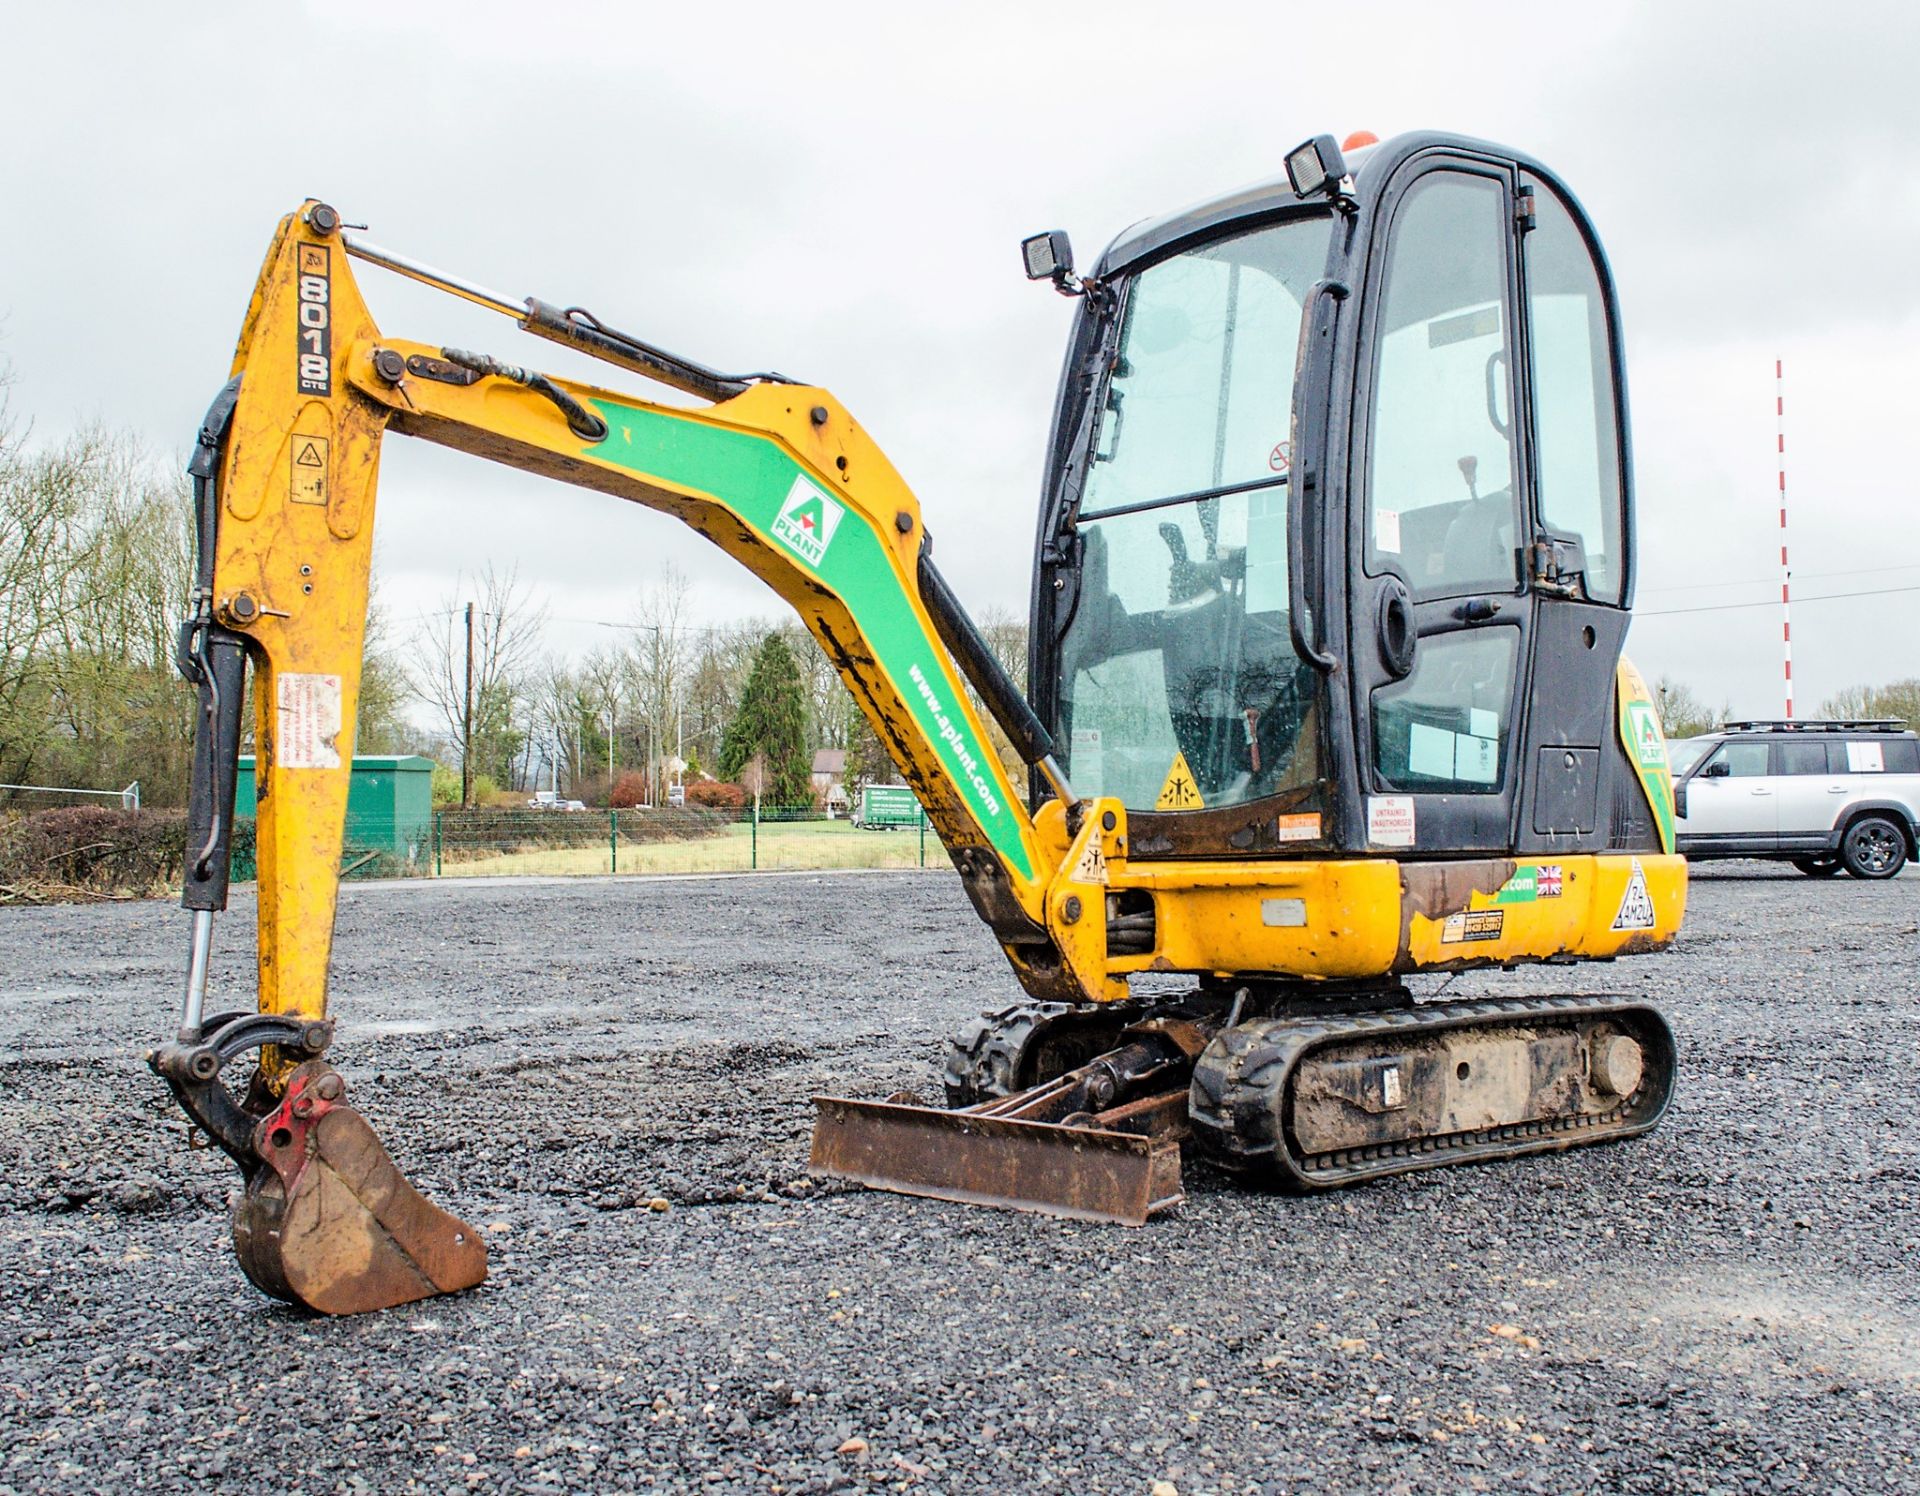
[1, 863, 1915, 1495]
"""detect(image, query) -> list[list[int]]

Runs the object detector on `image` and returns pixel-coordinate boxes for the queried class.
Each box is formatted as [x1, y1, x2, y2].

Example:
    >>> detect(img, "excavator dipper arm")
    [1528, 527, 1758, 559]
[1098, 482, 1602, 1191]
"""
[152, 203, 1139, 1312]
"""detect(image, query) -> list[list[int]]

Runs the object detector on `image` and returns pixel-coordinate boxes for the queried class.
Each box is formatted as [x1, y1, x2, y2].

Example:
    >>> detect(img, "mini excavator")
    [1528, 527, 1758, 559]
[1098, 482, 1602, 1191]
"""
[152, 131, 1685, 1314]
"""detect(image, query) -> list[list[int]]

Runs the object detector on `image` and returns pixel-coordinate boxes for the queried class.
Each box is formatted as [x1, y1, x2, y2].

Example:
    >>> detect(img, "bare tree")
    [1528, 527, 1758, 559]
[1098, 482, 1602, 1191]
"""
[49, 434, 198, 799]
[621, 566, 691, 801]
[0, 413, 100, 787]
[576, 645, 625, 799]
[1652, 676, 1725, 740]
[353, 573, 415, 756]
[976, 604, 1030, 694]
[965, 603, 1031, 791]
[1, 409, 204, 801]
[1819, 679, 1920, 730]
[412, 564, 547, 799]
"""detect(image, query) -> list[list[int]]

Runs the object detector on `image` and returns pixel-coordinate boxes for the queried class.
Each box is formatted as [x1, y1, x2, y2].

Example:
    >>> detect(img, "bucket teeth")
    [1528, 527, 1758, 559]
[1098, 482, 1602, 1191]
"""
[232, 1061, 486, 1315]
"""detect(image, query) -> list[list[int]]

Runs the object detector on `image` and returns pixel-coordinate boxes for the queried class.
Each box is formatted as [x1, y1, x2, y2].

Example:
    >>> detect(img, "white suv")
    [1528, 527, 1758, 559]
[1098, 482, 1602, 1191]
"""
[1670, 720, 1919, 878]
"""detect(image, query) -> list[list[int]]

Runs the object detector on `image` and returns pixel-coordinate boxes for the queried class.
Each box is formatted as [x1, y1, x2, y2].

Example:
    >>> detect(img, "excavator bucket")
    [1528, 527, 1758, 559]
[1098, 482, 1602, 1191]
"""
[231, 1061, 487, 1316]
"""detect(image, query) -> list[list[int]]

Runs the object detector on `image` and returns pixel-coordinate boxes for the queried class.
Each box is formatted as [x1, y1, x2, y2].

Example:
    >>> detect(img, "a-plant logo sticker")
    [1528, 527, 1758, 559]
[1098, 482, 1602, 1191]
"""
[1626, 699, 1666, 769]
[770, 475, 844, 569]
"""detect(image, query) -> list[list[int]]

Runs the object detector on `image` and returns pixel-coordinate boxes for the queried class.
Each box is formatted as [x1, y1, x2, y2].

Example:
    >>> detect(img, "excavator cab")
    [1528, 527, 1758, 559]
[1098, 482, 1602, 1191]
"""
[154, 130, 1683, 1315]
[1030, 132, 1653, 864]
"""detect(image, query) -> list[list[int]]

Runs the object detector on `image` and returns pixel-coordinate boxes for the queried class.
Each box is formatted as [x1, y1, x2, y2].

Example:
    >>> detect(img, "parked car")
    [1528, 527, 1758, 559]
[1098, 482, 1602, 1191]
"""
[1670, 720, 1919, 878]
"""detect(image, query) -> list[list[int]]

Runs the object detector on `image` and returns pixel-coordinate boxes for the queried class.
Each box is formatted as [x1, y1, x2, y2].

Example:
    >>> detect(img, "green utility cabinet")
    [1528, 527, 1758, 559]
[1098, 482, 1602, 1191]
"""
[234, 755, 436, 877]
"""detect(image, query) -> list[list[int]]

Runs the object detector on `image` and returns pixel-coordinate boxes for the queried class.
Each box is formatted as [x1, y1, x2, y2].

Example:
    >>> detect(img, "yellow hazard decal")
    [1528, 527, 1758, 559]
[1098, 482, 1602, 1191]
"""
[290, 434, 328, 505]
[1155, 751, 1204, 811]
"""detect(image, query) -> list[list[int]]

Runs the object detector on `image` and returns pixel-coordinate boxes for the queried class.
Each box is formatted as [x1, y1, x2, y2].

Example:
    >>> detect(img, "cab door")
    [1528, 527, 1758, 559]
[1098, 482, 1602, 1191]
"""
[1350, 162, 1529, 854]
[1510, 172, 1635, 853]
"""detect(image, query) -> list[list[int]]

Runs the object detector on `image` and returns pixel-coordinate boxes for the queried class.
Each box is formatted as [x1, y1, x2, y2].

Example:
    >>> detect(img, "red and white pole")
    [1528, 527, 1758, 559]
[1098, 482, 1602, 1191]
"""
[1776, 359, 1793, 719]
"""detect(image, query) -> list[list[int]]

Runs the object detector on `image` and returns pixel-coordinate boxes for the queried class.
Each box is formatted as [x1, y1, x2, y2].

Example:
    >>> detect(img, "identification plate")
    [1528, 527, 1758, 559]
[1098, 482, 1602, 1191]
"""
[276, 673, 343, 770]
[295, 243, 332, 397]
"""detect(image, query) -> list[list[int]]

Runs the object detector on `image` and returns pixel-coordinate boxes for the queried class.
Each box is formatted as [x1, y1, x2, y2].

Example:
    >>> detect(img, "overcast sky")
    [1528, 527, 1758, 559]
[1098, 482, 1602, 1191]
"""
[3, 0, 1915, 721]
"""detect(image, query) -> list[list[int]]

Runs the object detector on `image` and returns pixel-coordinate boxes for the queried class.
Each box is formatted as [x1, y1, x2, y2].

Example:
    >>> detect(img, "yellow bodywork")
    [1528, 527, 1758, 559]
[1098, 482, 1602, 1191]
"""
[210, 205, 1685, 1076]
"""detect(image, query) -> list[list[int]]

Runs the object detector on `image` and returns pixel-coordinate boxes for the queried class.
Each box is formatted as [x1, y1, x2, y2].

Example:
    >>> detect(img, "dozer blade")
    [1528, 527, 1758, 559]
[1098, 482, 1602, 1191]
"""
[810, 1096, 1185, 1226]
[232, 1061, 486, 1315]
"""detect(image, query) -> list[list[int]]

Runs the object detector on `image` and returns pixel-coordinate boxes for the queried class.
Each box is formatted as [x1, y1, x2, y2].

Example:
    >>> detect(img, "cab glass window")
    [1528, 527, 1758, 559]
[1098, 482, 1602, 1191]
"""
[1060, 490, 1317, 811]
[1371, 630, 1517, 793]
[1367, 172, 1519, 599]
[1060, 214, 1332, 814]
[1081, 217, 1328, 516]
[1523, 177, 1626, 605]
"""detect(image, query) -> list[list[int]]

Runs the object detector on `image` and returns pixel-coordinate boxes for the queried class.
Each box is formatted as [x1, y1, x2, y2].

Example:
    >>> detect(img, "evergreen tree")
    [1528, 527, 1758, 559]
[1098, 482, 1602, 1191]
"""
[719, 634, 813, 805]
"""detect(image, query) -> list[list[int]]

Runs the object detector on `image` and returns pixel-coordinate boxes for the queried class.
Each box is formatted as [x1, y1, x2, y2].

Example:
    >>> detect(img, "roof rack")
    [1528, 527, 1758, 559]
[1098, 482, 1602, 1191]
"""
[1720, 719, 1908, 734]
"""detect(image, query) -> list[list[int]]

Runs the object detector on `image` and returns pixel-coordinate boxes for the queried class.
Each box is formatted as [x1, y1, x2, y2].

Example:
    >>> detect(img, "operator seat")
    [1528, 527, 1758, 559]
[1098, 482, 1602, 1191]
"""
[1441, 490, 1516, 588]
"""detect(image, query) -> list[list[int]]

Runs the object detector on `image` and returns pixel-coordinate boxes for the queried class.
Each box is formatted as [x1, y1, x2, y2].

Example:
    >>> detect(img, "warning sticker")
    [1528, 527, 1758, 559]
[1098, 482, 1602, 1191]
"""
[1441, 909, 1505, 944]
[1381, 1065, 1403, 1108]
[1611, 857, 1657, 931]
[1155, 751, 1204, 812]
[276, 673, 343, 770]
[1070, 836, 1109, 885]
[290, 434, 328, 505]
[1366, 795, 1415, 848]
[1275, 812, 1321, 843]
[1374, 507, 1402, 554]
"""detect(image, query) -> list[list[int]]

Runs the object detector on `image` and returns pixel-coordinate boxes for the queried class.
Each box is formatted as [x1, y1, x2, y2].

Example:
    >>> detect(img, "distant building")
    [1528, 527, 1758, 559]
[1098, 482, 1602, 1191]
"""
[811, 748, 848, 815]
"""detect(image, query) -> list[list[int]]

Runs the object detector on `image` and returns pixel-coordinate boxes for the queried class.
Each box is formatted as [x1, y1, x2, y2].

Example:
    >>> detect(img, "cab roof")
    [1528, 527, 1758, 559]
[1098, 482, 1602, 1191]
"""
[1091, 130, 1551, 278]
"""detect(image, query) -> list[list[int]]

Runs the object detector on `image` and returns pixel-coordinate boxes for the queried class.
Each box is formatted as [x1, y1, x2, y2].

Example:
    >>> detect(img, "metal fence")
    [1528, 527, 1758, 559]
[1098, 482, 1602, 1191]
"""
[232, 803, 939, 882]
[0, 780, 141, 810]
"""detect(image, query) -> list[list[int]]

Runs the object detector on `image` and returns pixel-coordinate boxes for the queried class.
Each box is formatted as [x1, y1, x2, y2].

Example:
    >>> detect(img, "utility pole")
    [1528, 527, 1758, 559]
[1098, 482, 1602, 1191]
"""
[1775, 359, 1794, 720]
[461, 601, 475, 806]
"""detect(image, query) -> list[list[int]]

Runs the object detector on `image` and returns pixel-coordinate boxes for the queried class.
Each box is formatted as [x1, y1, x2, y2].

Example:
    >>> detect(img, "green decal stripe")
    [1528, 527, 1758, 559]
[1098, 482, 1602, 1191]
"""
[1494, 868, 1537, 904]
[585, 400, 1035, 882]
[1618, 689, 1676, 855]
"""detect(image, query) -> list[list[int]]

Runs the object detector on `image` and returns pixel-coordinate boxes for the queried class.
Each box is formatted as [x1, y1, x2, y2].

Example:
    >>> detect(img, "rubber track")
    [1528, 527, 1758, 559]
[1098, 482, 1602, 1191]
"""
[1188, 994, 1676, 1190]
[943, 999, 1150, 1106]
